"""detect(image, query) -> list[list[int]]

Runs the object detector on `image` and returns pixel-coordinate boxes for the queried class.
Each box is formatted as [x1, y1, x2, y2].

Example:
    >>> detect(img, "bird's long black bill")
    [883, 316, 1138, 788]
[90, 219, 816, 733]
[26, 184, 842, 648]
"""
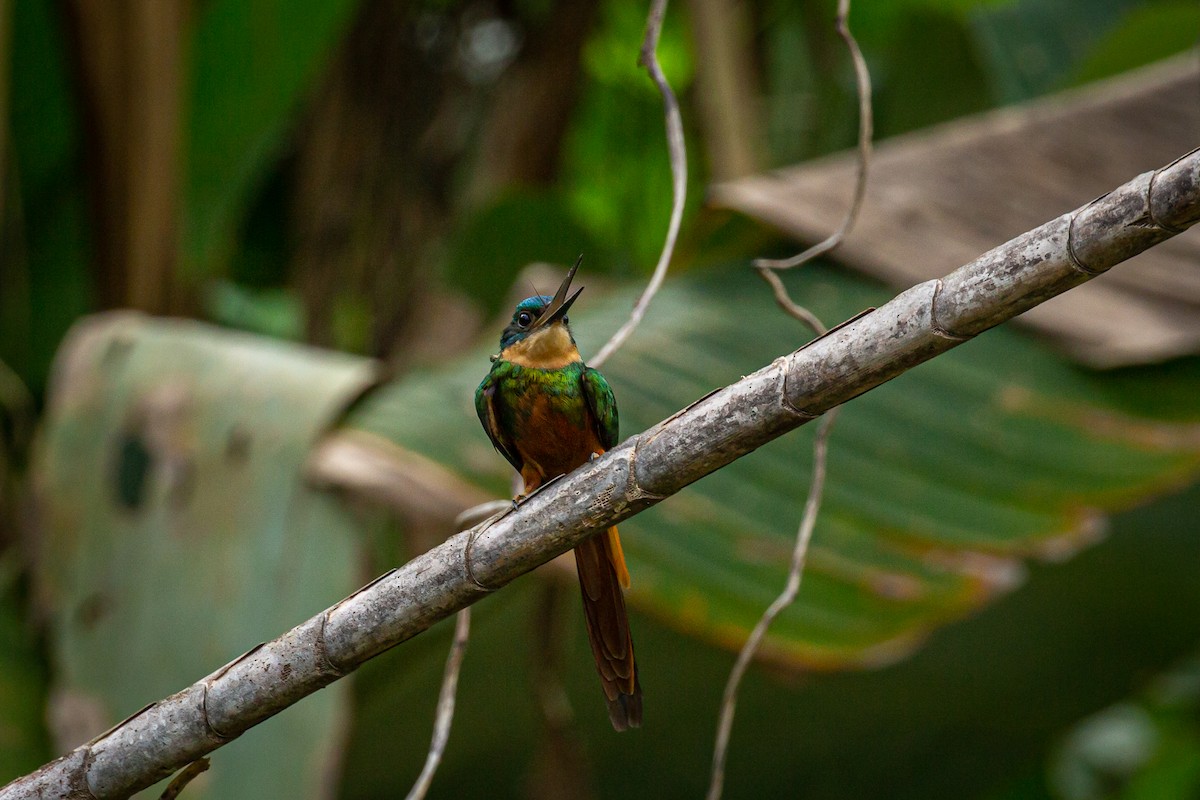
[537, 255, 584, 328]
[542, 287, 583, 326]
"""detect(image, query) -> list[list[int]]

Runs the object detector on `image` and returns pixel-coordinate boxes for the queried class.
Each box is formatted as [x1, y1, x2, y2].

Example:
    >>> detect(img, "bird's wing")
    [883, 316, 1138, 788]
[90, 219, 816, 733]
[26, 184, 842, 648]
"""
[475, 367, 523, 473]
[581, 367, 619, 451]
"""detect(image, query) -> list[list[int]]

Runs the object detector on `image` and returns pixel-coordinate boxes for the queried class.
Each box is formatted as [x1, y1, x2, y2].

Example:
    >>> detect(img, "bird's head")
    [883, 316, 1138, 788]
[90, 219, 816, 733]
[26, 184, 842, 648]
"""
[498, 258, 585, 367]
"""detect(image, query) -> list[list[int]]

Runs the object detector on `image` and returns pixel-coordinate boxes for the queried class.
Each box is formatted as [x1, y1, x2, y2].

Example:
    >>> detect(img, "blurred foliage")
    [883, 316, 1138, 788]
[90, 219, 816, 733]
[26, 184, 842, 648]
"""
[184, 0, 360, 277]
[0, 361, 47, 778]
[992, 653, 1200, 800]
[563, 0, 700, 270]
[3, 0, 91, 393]
[2, 0, 1200, 797]
[966, 0, 1143, 103]
[0, 556, 48, 780]
[205, 280, 306, 341]
[445, 0, 703, 315]
[446, 190, 601, 318]
[1066, 2, 1200, 87]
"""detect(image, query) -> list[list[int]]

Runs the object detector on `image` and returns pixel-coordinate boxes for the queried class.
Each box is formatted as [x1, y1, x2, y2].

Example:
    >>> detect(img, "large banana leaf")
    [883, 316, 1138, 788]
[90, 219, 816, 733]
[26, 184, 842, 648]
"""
[32, 313, 377, 799]
[346, 262, 1200, 670]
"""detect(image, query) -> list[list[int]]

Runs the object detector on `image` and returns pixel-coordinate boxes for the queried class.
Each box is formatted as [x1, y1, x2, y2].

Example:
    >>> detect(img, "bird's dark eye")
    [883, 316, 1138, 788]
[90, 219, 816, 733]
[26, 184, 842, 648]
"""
[562, 316, 569, 325]
[517, 311, 533, 327]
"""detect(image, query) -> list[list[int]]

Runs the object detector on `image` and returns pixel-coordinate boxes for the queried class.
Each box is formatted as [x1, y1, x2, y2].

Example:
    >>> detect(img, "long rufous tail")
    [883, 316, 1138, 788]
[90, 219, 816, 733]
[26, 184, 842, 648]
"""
[574, 526, 642, 730]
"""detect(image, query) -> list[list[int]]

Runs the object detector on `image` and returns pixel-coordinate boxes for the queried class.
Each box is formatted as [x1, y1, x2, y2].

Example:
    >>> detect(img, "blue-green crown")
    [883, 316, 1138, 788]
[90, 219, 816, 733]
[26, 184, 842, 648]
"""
[499, 295, 552, 350]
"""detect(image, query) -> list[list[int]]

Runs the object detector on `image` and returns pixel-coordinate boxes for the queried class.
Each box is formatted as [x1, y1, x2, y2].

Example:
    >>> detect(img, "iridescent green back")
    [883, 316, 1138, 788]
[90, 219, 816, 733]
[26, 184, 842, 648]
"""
[475, 359, 618, 475]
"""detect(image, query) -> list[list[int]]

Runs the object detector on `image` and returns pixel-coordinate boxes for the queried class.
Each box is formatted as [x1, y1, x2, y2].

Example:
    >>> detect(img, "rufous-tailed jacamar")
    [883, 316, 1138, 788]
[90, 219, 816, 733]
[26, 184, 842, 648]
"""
[475, 259, 642, 731]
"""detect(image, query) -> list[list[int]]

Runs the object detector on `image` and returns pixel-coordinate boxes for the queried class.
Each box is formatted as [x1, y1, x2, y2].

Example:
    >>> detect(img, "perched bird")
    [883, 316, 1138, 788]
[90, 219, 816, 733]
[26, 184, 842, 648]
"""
[475, 259, 642, 731]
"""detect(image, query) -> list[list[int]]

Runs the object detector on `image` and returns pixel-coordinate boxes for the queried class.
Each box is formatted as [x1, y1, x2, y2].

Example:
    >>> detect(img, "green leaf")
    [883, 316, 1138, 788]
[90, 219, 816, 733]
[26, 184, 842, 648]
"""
[0, 557, 50, 783]
[183, 0, 358, 277]
[341, 588, 544, 800]
[346, 263, 1200, 669]
[6, 0, 77, 193]
[998, 652, 1200, 799]
[966, 0, 1142, 103]
[873, 8, 994, 138]
[4, 0, 92, 394]
[444, 190, 602, 318]
[0, 361, 46, 783]
[1065, 2, 1200, 88]
[563, 0, 702, 272]
[33, 314, 378, 798]
[582, 0, 694, 93]
[204, 279, 306, 340]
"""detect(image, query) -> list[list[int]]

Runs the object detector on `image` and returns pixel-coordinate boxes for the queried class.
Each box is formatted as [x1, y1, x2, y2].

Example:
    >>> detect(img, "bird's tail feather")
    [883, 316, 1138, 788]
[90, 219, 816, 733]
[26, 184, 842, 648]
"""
[606, 525, 631, 588]
[575, 527, 642, 730]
